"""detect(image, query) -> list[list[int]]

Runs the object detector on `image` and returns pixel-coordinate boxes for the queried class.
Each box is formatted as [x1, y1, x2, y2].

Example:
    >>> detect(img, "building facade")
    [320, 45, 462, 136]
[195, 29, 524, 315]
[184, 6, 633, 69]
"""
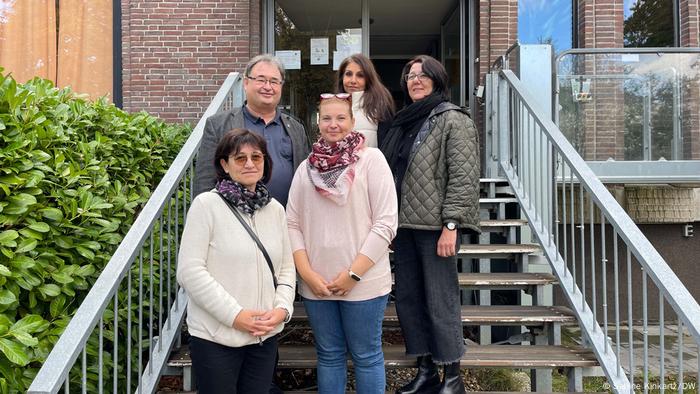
[1, 0, 698, 293]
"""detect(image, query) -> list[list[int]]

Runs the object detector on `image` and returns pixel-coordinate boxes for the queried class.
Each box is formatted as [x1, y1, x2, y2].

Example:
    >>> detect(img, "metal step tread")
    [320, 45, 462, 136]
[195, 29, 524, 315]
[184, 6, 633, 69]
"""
[389, 272, 555, 289]
[458, 272, 557, 288]
[480, 219, 528, 227]
[279, 345, 598, 369]
[458, 243, 540, 256]
[480, 177, 509, 183]
[479, 197, 518, 204]
[168, 344, 598, 369]
[290, 304, 577, 326]
[390, 244, 540, 259]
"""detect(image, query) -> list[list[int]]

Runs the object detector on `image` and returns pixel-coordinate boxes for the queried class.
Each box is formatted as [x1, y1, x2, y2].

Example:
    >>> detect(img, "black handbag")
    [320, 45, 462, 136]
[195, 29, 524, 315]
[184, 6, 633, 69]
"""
[216, 193, 278, 288]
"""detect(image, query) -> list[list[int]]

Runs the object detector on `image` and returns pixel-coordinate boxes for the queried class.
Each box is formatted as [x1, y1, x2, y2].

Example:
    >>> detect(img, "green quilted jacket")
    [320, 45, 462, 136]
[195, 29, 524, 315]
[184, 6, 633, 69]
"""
[396, 102, 481, 233]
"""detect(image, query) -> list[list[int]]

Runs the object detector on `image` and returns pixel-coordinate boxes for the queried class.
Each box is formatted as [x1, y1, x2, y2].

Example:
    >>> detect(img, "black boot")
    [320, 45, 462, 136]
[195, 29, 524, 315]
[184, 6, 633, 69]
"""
[396, 356, 441, 394]
[438, 362, 465, 394]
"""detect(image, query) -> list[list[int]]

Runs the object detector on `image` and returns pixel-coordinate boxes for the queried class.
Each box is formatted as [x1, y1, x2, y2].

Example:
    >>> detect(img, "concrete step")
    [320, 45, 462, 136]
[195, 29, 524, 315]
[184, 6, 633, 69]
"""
[168, 344, 598, 370]
[290, 304, 577, 327]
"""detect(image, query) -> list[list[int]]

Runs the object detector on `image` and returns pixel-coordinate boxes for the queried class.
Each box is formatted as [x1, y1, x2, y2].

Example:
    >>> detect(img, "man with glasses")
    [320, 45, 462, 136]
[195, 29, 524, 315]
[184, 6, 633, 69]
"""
[194, 54, 310, 206]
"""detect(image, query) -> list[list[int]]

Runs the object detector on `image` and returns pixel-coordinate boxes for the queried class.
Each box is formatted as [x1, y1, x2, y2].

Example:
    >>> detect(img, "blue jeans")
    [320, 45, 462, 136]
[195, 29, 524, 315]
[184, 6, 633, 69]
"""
[303, 294, 389, 394]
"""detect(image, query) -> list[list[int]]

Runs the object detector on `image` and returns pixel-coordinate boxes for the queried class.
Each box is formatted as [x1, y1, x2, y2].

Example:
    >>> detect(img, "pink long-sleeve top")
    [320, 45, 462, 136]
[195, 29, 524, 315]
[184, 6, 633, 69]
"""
[286, 147, 398, 301]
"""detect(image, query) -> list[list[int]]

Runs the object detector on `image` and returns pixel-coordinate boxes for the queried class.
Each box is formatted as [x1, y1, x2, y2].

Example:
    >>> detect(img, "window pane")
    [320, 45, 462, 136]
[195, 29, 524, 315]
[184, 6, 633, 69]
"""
[624, 0, 675, 47]
[557, 52, 700, 161]
[518, 0, 572, 54]
[275, 0, 362, 139]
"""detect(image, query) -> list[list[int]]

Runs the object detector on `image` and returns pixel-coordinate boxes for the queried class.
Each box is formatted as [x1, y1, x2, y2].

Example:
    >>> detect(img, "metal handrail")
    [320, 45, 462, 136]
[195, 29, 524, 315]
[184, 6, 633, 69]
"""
[554, 47, 700, 74]
[490, 40, 520, 71]
[490, 68, 700, 392]
[28, 72, 243, 394]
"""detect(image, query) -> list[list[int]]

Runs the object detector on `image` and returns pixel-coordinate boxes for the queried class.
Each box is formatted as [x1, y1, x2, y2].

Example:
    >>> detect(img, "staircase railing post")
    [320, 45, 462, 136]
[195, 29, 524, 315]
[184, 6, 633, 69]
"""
[497, 72, 510, 173]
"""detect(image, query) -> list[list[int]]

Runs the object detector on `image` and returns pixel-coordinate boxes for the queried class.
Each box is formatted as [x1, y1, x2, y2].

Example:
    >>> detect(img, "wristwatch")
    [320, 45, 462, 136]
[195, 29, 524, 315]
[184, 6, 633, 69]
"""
[445, 221, 457, 231]
[348, 270, 362, 282]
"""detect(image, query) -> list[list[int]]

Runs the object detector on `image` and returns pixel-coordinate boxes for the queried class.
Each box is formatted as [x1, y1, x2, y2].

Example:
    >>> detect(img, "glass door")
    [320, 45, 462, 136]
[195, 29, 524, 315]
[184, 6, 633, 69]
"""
[266, 0, 473, 122]
[442, 5, 462, 105]
[273, 0, 363, 140]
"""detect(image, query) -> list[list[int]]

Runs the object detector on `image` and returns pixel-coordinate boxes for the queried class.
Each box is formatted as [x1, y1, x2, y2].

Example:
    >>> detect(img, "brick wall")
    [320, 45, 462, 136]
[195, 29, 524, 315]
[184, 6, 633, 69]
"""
[477, 0, 518, 79]
[474, 0, 518, 136]
[680, 0, 700, 47]
[679, 0, 700, 159]
[121, 0, 261, 124]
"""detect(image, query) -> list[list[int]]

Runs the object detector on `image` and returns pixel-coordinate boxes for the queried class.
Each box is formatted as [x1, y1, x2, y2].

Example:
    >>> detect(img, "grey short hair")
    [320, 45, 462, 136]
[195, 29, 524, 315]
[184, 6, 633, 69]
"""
[244, 54, 286, 81]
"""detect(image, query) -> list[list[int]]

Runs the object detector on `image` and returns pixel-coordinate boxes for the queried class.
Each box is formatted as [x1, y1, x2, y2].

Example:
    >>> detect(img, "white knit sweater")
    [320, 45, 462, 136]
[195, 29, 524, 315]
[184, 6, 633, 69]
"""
[177, 192, 296, 348]
[352, 91, 379, 148]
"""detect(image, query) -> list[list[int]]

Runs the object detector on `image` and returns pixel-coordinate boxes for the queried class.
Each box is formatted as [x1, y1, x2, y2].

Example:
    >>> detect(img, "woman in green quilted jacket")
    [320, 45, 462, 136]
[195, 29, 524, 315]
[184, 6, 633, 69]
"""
[379, 55, 481, 394]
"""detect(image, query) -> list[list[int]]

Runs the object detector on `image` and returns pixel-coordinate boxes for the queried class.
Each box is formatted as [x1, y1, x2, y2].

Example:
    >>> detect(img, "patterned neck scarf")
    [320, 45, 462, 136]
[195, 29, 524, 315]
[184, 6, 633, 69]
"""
[307, 131, 365, 205]
[216, 178, 271, 215]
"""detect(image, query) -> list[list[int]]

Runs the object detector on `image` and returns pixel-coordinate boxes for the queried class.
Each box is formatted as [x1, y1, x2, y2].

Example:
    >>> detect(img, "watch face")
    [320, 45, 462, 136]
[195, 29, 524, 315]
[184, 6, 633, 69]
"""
[446, 222, 457, 230]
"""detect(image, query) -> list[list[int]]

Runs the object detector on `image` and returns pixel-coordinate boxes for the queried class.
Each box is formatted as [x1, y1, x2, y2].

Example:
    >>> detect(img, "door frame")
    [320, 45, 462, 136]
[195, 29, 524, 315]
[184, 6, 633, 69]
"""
[261, 0, 477, 109]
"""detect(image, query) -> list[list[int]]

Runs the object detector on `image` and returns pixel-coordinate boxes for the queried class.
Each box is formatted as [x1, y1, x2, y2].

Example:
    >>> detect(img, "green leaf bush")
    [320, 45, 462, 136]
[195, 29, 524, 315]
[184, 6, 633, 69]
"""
[0, 69, 190, 392]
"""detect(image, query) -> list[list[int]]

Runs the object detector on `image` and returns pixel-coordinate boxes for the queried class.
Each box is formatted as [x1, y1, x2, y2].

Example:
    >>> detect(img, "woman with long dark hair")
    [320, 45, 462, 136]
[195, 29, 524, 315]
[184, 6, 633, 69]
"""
[336, 53, 395, 147]
[380, 55, 481, 394]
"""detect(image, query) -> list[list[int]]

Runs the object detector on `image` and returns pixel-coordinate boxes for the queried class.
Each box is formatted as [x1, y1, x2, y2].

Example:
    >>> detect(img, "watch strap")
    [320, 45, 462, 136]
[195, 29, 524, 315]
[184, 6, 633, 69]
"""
[348, 270, 362, 282]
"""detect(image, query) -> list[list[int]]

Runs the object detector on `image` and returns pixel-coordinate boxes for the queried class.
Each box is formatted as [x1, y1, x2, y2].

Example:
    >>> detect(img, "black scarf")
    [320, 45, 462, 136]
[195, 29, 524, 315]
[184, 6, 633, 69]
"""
[216, 179, 271, 215]
[380, 93, 446, 170]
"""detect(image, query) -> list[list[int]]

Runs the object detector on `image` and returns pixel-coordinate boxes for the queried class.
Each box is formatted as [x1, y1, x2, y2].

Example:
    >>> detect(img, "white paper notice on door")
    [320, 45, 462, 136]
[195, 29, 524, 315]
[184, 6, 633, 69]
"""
[275, 50, 301, 70]
[310, 38, 329, 65]
[336, 28, 362, 55]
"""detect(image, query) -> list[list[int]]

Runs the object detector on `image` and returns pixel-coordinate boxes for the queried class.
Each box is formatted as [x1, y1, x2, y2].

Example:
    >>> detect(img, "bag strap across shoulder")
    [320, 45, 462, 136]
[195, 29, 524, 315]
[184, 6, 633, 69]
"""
[216, 193, 278, 288]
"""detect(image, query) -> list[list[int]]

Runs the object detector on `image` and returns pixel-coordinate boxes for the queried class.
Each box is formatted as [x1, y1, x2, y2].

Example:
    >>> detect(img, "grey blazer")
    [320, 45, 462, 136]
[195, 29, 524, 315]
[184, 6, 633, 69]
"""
[193, 107, 310, 197]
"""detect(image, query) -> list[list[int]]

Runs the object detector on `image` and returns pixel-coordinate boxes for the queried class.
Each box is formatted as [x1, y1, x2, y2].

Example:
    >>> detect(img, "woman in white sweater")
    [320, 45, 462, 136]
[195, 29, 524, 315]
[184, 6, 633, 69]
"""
[177, 129, 296, 394]
[336, 54, 395, 147]
[287, 94, 398, 394]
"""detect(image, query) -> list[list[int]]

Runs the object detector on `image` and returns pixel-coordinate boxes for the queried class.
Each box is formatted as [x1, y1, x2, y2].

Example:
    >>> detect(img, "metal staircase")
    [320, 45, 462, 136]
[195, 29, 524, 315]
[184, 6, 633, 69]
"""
[28, 57, 700, 393]
[161, 179, 596, 392]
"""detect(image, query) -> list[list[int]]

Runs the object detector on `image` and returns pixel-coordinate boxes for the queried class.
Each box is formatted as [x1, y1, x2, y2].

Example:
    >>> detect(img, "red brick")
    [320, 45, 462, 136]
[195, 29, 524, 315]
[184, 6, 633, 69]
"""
[121, 0, 257, 124]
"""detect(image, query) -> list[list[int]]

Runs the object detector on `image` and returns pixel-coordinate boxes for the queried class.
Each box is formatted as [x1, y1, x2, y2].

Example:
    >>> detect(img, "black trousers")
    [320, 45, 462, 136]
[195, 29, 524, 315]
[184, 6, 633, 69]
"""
[393, 228, 466, 364]
[190, 335, 278, 394]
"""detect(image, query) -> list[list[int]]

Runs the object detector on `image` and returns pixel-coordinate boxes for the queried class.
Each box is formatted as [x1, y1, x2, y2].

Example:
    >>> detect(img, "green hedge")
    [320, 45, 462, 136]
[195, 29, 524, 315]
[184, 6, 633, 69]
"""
[0, 70, 190, 392]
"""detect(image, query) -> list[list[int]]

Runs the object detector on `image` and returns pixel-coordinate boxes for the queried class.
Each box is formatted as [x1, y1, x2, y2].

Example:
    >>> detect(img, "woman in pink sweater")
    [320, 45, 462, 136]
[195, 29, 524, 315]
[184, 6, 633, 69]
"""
[286, 93, 398, 394]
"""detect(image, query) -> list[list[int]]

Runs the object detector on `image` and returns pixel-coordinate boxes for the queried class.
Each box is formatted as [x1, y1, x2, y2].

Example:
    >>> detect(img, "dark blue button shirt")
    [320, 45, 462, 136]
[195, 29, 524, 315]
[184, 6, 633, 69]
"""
[242, 106, 295, 206]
